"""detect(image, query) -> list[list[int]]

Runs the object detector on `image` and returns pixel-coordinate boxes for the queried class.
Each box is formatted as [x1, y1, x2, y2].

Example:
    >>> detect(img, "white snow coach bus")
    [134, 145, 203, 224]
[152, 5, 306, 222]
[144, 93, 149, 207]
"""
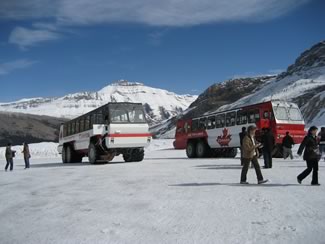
[58, 102, 152, 164]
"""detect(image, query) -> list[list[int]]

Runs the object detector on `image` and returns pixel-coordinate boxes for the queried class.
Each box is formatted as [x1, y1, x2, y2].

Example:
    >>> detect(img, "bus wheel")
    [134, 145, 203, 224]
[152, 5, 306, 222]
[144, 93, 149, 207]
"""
[186, 141, 197, 158]
[227, 148, 238, 158]
[88, 143, 99, 164]
[132, 148, 144, 162]
[196, 141, 209, 158]
[64, 145, 74, 163]
[62, 146, 68, 163]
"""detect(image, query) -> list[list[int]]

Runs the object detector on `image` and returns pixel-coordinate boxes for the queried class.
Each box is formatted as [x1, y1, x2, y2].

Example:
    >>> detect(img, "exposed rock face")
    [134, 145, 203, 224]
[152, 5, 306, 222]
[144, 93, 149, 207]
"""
[0, 112, 66, 147]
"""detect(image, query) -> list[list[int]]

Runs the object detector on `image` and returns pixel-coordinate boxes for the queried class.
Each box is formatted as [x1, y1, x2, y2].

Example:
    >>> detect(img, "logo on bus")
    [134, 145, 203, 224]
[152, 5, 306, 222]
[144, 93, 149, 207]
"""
[217, 128, 232, 147]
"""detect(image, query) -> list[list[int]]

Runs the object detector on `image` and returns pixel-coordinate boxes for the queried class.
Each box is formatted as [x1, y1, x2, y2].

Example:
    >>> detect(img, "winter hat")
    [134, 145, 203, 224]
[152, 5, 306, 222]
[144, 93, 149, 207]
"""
[247, 125, 257, 132]
[308, 126, 318, 133]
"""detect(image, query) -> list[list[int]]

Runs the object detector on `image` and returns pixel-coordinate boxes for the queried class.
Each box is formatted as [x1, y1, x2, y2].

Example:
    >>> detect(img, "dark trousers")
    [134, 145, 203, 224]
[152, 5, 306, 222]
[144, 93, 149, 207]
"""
[5, 158, 13, 171]
[240, 157, 264, 182]
[24, 157, 30, 168]
[298, 159, 319, 184]
[263, 150, 272, 168]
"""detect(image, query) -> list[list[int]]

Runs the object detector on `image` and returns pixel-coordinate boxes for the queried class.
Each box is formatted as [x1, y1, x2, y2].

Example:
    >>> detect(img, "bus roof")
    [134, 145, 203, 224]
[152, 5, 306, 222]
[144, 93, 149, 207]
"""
[64, 102, 144, 124]
[184, 100, 298, 121]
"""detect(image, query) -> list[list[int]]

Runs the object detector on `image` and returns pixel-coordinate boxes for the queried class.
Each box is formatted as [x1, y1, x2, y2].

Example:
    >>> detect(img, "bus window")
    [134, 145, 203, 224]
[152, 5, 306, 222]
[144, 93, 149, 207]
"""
[289, 108, 303, 121]
[85, 116, 90, 130]
[67, 123, 71, 136]
[274, 106, 288, 120]
[71, 121, 76, 135]
[248, 110, 260, 123]
[216, 114, 225, 128]
[226, 112, 236, 127]
[207, 116, 216, 130]
[110, 109, 128, 123]
[199, 118, 207, 130]
[237, 111, 248, 125]
[263, 111, 269, 119]
[192, 119, 199, 131]
[184, 122, 190, 133]
[80, 117, 85, 132]
[75, 120, 80, 134]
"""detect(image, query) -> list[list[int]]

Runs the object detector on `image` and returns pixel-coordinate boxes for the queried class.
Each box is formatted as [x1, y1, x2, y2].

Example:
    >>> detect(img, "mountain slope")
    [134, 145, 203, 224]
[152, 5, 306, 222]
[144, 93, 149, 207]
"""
[0, 80, 197, 124]
[217, 41, 325, 126]
[0, 112, 66, 147]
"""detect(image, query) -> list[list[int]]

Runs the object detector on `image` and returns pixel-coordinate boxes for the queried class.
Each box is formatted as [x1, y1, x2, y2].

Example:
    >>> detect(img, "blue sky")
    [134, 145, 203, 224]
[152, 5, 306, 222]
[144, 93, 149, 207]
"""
[0, 0, 324, 102]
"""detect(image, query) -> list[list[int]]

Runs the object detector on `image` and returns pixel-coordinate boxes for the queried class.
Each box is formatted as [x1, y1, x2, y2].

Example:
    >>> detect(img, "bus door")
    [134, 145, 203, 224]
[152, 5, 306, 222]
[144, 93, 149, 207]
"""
[174, 120, 189, 149]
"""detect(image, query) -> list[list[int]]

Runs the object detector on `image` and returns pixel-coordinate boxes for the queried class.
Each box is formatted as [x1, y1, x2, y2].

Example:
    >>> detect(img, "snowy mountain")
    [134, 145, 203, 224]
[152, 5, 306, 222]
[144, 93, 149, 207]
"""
[154, 41, 325, 138]
[217, 41, 325, 126]
[0, 80, 197, 124]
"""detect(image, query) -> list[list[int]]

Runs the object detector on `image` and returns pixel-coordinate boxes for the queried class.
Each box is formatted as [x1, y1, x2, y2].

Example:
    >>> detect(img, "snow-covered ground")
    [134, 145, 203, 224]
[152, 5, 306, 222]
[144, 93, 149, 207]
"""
[0, 140, 325, 244]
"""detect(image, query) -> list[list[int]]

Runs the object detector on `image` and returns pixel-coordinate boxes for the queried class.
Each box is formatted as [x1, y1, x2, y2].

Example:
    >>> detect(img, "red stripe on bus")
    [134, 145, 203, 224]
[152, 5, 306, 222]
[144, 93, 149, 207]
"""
[107, 133, 152, 138]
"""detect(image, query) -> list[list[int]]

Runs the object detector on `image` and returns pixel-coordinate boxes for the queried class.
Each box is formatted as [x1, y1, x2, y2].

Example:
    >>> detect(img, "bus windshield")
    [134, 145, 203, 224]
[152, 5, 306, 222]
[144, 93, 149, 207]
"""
[273, 106, 303, 121]
[109, 104, 146, 123]
[288, 108, 303, 121]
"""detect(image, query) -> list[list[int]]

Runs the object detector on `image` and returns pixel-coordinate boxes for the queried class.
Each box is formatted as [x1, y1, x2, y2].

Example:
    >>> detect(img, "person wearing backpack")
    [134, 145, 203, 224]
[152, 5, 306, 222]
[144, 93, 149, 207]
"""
[297, 126, 321, 186]
[5, 143, 16, 171]
[282, 131, 295, 160]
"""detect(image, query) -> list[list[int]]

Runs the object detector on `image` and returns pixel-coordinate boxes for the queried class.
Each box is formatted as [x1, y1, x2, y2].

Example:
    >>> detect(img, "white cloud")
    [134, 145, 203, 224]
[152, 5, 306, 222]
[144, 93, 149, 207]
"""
[8, 26, 61, 49]
[3, 0, 311, 49]
[1, 0, 311, 26]
[0, 59, 37, 75]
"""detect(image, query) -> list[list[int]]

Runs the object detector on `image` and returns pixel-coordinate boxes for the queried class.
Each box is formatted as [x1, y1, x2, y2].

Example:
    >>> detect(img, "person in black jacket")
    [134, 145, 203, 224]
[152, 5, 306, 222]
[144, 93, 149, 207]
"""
[5, 143, 16, 171]
[239, 127, 247, 166]
[297, 126, 320, 186]
[318, 127, 325, 161]
[282, 131, 295, 160]
[261, 128, 275, 168]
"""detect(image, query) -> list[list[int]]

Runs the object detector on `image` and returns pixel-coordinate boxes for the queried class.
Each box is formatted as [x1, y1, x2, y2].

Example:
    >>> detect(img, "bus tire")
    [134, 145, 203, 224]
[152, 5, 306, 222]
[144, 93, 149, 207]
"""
[186, 141, 197, 158]
[196, 141, 209, 158]
[123, 148, 144, 162]
[88, 143, 99, 164]
[227, 148, 237, 158]
[62, 145, 68, 163]
[65, 145, 74, 163]
[132, 148, 144, 162]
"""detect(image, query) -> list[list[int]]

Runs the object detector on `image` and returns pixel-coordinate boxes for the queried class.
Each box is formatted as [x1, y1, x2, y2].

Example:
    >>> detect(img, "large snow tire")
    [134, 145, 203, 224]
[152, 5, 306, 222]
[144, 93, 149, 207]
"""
[186, 141, 197, 158]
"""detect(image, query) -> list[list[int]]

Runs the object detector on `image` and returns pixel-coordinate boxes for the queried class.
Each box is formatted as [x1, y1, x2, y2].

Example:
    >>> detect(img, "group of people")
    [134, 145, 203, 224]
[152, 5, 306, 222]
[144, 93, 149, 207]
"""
[239, 125, 325, 185]
[4, 143, 31, 171]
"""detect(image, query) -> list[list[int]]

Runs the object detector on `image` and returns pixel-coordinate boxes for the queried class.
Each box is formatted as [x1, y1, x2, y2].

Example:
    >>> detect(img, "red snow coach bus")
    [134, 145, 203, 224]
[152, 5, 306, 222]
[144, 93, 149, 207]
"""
[58, 102, 152, 164]
[174, 100, 305, 158]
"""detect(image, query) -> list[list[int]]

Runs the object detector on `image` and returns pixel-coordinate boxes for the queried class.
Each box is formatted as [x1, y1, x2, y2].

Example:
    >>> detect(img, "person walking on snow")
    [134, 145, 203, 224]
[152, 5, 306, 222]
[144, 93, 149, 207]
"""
[261, 128, 275, 169]
[240, 125, 268, 184]
[318, 127, 325, 161]
[297, 126, 321, 186]
[239, 127, 247, 166]
[5, 143, 16, 171]
[22, 143, 31, 169]
[282, 131, 295, 160]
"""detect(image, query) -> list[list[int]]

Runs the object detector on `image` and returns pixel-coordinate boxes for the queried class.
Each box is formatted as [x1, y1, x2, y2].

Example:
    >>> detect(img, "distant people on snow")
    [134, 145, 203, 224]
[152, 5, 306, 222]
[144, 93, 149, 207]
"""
[261, 128, 275, 169]
[239, 127, 247, 166]
[5, 143, 16, 171]
[240, 125, 268, 185]
[282, 131, 295, 160]
[22, 143, 31, 169]
[318, 127, 325, 162]
[297, 126, 321, 186]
